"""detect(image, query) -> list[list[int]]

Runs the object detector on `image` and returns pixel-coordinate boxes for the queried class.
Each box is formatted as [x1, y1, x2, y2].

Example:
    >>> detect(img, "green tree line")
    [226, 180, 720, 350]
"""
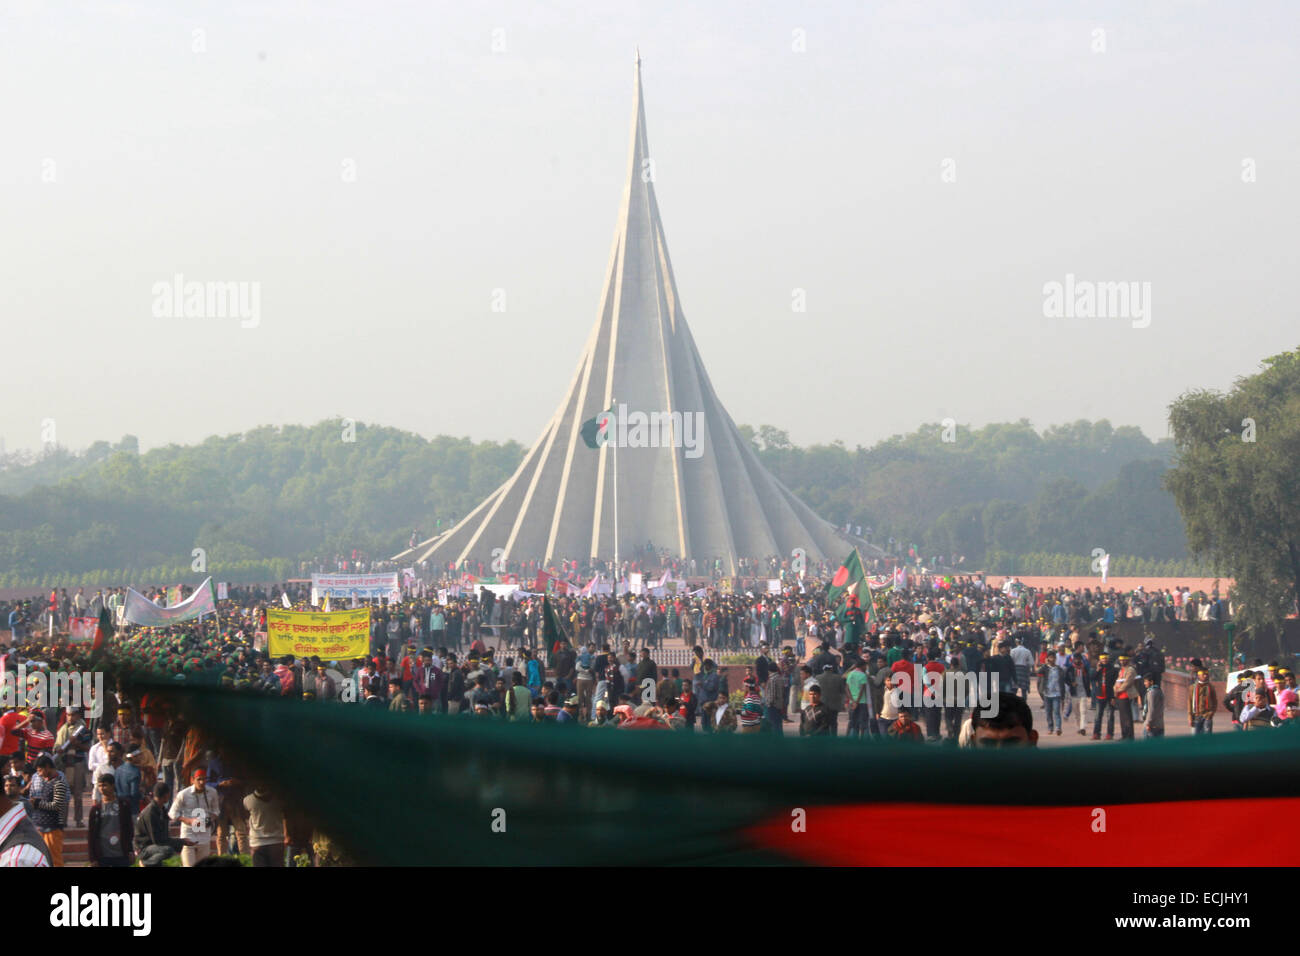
[743, 418, 1187, 565]
[0, 422, 522, 584]
[0, 417, 1190, 586]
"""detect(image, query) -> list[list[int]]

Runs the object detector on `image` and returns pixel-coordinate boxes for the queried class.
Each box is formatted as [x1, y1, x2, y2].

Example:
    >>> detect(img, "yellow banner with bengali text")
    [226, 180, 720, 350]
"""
[267, 608, 370, 660]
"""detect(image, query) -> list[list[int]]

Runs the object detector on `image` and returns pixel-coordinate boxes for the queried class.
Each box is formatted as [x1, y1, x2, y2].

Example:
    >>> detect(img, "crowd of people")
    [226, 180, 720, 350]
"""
[0, 566, 1283, 868]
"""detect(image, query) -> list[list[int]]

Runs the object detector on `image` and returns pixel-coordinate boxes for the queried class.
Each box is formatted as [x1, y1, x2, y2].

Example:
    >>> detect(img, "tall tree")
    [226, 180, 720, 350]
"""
[1165, 349, 1300, 651]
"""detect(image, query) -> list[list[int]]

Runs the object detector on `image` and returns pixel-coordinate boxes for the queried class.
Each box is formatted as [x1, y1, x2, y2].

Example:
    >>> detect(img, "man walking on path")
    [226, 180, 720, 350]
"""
[1009, 636, 1034, 699]
[1068, 650, 1091, 736]
[815, 664, 846, 736]
[1112, 653, 1138, 740]
[1092, 653, 1118, 739]
[1189, 667, 1218, 734]
[53, 708, 91, 827]
[845, 658, 874, 738]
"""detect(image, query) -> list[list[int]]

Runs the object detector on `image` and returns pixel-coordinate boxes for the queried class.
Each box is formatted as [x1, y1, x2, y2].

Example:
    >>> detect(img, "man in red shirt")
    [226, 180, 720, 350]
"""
[21, 711, 54, 764]
[920, 652, 946, 740]
[890, 653, 917, 709]
[0, 711, 30, 758]
[399, 644, 419, 699]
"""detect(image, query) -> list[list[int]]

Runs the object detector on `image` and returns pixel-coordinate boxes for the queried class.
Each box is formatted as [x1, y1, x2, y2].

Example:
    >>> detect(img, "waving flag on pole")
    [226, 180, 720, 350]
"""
[543, 594, 569, 670]
[92, 605, 114, 653]
[827, 548, 879, 629]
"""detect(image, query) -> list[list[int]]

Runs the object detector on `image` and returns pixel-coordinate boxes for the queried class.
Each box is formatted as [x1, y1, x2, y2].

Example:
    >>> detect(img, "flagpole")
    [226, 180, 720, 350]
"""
[612, 398, 620, 571]
[856, 546, 881, 632]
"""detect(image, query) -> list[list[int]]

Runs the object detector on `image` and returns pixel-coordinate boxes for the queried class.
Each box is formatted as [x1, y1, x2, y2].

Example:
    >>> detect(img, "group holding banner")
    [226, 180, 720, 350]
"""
[122, 578, 219, 627]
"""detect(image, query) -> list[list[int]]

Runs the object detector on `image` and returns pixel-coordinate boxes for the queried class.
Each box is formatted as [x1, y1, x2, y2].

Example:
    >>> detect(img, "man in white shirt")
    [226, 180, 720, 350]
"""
[169, 768, 220, 866]
[1009, 638, 1035, 700]
[86, 726, 112, 794]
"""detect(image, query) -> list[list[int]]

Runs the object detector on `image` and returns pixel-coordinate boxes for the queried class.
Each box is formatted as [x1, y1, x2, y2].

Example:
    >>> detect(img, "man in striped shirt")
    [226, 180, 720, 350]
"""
[26, 756, 68, 866]
[0, 799, 51, 867]
[21, 711, 55, 764]
[761, 662, 788, 735]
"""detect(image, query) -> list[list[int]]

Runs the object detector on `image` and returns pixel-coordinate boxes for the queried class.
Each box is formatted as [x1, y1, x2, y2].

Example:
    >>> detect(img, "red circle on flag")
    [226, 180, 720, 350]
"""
[831, 565, 849, 588]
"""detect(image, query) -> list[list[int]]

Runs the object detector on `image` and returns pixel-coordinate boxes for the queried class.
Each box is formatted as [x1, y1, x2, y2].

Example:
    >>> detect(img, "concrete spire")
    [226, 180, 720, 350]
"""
[397, 61, 845, 573]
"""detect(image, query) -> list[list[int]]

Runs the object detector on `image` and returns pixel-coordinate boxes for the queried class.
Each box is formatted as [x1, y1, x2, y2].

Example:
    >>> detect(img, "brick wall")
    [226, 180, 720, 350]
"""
[1162, 669, 1192, 713]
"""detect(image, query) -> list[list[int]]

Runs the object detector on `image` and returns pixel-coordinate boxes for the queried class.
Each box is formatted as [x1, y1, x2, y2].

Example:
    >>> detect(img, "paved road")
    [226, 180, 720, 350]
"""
[479, 629, 1206, 744]
[1008, 690, 1191, 746]
[798, 691, 1192, 744]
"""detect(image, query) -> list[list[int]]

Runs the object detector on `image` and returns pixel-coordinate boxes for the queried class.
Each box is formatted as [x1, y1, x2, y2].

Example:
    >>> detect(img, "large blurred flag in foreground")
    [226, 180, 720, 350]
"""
[161, 684, 1300, 866]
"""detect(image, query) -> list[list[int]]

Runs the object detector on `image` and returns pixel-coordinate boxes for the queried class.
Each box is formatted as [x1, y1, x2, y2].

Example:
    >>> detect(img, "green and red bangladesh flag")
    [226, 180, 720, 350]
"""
[543, 594, 569, 669]
[827, 548, 880, 629]
[160, 677, 1300, 867]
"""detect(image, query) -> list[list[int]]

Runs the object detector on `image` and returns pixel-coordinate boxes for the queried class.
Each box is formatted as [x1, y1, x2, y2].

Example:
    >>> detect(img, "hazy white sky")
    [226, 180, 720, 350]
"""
[1, 0, 1296, 454]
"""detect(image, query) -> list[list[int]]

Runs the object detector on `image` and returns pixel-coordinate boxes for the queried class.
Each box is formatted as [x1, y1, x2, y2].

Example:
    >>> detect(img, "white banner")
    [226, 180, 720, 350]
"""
[68, 617, 98, 642]
[217, 582, 229, 600]
[123, 579, 217, 626]
[311, 572, 400, 601]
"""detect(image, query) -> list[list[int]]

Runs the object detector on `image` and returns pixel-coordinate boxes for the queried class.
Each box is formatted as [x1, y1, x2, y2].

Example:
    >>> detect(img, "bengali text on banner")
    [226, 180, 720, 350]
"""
[267, 607, 371, 660]
[310, 572, 400, 601]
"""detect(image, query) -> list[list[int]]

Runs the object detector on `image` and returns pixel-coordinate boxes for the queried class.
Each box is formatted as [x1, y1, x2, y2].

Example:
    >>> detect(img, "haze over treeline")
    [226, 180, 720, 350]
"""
[0, 418, 1190, 586]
